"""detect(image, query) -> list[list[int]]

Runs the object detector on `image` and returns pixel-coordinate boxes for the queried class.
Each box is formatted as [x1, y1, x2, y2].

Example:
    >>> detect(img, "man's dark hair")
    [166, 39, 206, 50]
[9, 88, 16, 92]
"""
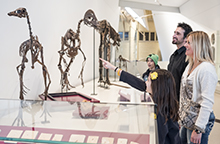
[177, 22, 193, 39]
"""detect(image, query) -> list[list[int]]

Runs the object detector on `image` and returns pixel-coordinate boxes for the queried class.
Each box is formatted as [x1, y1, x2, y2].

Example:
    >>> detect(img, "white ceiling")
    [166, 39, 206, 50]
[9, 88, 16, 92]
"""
[119, 0, 189, 13]
[119, 0, 189, 7]
[119, 0, 220, 31]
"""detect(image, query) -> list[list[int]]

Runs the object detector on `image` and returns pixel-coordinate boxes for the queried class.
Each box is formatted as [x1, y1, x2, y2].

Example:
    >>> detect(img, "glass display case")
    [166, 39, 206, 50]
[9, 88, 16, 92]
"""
[0, 99, 157, 144]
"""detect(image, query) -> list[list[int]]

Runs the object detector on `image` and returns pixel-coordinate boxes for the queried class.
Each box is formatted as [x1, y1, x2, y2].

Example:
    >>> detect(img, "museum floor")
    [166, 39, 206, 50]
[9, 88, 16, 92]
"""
[73, 77, 220, 143]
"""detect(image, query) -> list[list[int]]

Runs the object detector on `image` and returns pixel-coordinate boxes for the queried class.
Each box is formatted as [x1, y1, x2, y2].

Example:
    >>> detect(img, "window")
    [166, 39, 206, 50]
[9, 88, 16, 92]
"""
[118, 32, 123, 40]
[145, 32, 149, 41]
[150, 32, 155, 41]
[124, 32, 129, 40]
[139, 32, 143, 41]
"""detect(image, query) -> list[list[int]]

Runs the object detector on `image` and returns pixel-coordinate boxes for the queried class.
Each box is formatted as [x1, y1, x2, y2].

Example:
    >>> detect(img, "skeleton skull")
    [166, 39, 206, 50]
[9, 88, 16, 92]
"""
[8, 7, 27, 18]
[83, 9, 99, 30]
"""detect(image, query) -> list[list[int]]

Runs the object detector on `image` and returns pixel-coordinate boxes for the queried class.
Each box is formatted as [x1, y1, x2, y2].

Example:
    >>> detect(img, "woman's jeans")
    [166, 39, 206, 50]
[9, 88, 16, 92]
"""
[179, 112, 215, 144]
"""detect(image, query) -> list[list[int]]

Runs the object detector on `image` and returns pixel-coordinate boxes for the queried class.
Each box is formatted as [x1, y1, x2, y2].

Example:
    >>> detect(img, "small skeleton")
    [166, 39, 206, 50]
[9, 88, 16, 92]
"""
[83, 9, 121, 85]
[117, 55, 130, 71]
[8, 8, 51, 100]
[58, 19, 86, 91]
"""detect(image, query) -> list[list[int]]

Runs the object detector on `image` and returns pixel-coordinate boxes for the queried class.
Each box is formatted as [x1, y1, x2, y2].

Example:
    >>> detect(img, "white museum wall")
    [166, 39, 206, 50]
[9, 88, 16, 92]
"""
[180, 0, 220, 81]
[152, 12, 213, 61]
[180, 0, 220, 32]
[0, 0, 119, 99]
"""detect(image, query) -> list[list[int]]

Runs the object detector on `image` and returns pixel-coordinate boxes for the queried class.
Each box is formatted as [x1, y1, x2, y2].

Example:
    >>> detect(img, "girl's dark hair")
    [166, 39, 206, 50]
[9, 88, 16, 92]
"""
[150, 69, 179, 122]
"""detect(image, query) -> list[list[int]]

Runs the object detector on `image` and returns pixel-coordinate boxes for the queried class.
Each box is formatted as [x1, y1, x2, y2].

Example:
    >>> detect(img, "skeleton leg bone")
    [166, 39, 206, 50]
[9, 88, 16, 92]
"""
[78, 48, 86, 87]
[36, 59, 51, 100]
[105, 41, 111, 85]
[98, 34, 104, 83]
[63, 58, 75, 89]
[17, 63, 27, 100]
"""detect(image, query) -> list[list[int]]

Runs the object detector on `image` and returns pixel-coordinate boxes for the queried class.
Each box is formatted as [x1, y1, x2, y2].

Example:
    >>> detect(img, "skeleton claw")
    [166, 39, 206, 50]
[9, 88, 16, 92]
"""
[98, 79, 111, 86]
[68, 84, 75, 88]
[98, 79, 103, 83]
[106, 80, 111, 85]
[22, 83, 30, 91]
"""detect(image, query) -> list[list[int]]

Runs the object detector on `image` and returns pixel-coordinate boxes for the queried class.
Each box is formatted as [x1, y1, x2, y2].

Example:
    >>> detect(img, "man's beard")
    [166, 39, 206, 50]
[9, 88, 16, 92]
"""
[172, 38, 178, 44]
[172, 40, 177, 44]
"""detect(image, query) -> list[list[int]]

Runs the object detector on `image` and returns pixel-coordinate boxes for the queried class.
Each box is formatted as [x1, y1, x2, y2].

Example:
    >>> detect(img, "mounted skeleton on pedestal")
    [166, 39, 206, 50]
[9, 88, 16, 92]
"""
[117, 55, 130, 71]
[58, 19, 86, 92]
[8, 8, 51, 100]
[83, 9, 121, 85]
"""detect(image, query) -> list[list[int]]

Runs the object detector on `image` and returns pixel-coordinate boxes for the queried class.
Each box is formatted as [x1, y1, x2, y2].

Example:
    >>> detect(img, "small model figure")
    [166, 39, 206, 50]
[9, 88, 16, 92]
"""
[117, 55, 130, 71]
[83, 9, 121, 85]
[58, 19, 86, 91]
[8, 8, 51, 100]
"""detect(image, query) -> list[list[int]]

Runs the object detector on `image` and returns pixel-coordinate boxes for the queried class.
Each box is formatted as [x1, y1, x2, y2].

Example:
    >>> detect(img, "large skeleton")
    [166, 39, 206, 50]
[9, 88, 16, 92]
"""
[83, 9, 121, 85]
[8, 8, 51, 100]
[58, 19, 86, 91]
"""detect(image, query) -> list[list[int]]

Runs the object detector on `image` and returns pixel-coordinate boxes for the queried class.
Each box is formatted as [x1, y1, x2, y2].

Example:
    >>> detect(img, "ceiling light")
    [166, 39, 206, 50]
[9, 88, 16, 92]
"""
[124, 7, 147, 29]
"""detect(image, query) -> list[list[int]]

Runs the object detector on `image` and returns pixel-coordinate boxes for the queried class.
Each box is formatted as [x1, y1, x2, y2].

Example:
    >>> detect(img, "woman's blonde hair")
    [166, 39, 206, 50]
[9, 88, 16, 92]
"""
[186, 31, 214, 67]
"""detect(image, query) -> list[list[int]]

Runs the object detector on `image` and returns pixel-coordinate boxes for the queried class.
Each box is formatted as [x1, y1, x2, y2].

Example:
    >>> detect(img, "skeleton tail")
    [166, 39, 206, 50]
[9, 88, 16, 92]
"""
[22, 82, 30, 95]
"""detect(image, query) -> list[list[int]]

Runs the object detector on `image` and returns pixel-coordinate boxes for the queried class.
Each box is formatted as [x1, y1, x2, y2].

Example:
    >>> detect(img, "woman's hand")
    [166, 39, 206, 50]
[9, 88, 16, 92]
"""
[191, 130, 202, 144]
[99, 58, 116, 70]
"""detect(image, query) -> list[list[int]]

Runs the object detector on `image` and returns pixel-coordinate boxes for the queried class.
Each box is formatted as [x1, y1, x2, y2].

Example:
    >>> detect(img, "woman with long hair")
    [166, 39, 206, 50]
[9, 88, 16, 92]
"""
[179, 31, 218, 144]
[146, 69, 180, 144]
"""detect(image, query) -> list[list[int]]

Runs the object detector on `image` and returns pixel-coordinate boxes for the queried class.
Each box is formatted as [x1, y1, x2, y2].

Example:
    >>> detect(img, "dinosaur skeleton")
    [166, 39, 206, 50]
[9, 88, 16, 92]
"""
[83, 9, 121, 85]
[8, 8, 51, 100]
[117, 55, 130, 71]
[58, 19, 86, 91]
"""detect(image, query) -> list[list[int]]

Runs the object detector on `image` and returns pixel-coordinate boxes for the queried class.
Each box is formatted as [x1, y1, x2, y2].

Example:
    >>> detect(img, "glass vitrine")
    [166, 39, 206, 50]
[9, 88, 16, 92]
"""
[0, 99, 157, 144]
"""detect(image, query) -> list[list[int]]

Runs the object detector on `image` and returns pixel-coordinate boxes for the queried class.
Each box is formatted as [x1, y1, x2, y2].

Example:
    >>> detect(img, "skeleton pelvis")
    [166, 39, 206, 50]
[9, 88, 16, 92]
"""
[67, 48, 78, 58]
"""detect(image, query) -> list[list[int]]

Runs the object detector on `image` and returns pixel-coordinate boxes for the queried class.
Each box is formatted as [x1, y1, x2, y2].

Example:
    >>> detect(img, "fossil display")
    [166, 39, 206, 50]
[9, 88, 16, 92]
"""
[58, 19, 86, 91]
[58, 9, 120, 91]
[117, 55, 130, 71]
[8, 8, 51, 100]
[83, 9, 121, 85]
